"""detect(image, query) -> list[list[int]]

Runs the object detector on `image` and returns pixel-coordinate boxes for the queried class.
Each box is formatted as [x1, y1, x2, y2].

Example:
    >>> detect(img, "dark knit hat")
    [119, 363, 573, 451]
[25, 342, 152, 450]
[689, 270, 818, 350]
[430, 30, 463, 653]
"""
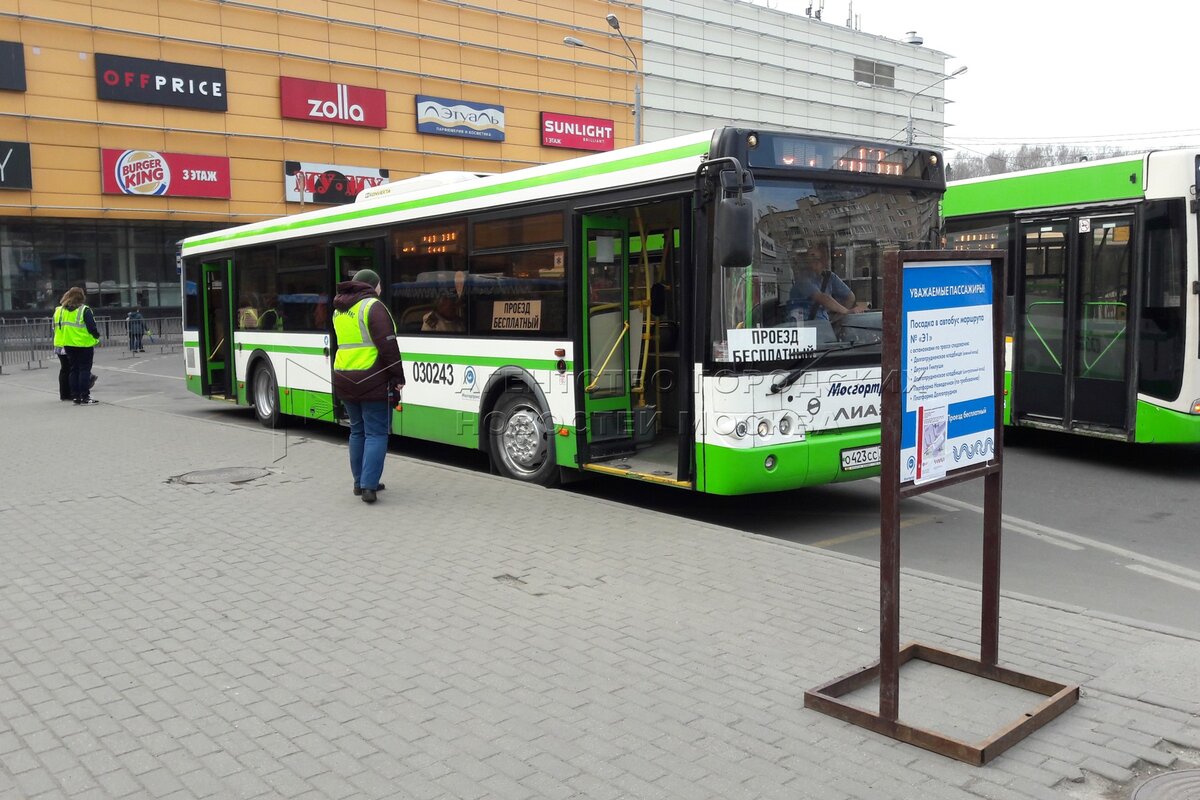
[352, 268, 380, 288]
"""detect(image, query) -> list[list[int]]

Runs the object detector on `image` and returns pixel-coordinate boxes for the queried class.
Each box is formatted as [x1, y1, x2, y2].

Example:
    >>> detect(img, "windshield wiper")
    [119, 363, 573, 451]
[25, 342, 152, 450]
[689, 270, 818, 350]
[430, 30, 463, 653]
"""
[767, 337, 881, 395]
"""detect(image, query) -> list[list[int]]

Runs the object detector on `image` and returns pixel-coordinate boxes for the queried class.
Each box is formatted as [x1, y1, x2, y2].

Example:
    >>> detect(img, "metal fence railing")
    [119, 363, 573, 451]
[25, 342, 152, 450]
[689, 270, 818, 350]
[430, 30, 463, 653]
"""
[97, 316, 184, 357]
[0, 317, 54, 373]
[0, 316, 183, 374]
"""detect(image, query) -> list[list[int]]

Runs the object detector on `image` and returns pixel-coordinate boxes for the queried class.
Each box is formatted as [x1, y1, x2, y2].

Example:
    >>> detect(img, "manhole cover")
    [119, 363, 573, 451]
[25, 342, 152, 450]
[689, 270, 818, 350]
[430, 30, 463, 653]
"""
[1131, 769, 1200, 800]
[175, 467, 270, 485]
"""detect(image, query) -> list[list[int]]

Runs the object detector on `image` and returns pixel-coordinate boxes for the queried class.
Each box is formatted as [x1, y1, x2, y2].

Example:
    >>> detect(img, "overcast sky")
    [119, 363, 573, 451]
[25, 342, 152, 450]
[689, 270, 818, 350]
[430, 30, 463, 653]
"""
[766, 0, 1200, 157]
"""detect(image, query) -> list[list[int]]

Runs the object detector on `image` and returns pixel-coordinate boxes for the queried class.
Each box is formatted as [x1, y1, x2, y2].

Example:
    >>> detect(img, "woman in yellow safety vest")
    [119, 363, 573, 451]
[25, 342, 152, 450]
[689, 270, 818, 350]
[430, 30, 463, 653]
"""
[53, 286, 101, 405]
[331, 268, 406, 504]
[52, 296, 71, 401]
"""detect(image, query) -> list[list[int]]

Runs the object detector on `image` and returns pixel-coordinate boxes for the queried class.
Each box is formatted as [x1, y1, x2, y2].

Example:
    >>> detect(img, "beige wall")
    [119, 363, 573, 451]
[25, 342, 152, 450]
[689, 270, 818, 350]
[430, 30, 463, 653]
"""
[0, 0, 643, 223]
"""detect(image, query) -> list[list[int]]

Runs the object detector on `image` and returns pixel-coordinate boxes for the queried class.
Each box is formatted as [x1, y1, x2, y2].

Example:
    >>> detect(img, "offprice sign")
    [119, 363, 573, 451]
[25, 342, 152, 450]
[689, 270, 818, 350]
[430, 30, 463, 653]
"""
[94, 54, 227, 111]
[899, 260, 996, 485]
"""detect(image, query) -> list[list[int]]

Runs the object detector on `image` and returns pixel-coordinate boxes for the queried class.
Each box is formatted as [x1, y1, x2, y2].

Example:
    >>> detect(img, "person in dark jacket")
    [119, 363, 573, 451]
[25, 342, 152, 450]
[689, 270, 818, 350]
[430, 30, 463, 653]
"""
[54, 286, 101, 405]
[127, 307, 147, 352]
[331, 268, 405, 504]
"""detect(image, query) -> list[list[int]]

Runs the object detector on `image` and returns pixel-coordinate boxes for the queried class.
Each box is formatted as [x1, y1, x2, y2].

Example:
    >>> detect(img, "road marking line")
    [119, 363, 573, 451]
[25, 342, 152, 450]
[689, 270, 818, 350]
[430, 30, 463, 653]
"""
[919, 490, 1200, 582]
[811, 514, 935, 548]
[1125, 564, 1200, 593]
[1002, 521, 1085, 550]
[911, 494, 960, 513]
[908, 493, 1080, 549]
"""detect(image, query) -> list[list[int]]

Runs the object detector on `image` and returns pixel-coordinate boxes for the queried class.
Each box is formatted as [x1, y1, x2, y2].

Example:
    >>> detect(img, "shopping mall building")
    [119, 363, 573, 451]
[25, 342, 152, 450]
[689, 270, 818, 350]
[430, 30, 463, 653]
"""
[0, 0, 946, 318]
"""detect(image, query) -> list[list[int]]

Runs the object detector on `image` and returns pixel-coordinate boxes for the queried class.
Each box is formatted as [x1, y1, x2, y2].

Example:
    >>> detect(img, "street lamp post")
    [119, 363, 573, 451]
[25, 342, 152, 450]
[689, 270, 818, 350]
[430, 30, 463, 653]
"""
[906, 65, 967, 145]
[564, 14, 642, 145]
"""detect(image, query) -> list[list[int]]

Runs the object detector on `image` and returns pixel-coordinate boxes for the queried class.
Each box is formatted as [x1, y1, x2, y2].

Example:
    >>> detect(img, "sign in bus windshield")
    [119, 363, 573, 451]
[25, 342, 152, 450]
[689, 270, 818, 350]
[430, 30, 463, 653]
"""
[747, 134, 933, 179]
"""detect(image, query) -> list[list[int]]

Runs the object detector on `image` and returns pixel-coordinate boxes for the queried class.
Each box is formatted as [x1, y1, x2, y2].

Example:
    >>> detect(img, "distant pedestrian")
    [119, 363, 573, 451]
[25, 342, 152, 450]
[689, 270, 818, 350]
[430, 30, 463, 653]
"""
[331, 268, 405, 504]
[126, 307, 147, 352]
[54, 286, 100, 405]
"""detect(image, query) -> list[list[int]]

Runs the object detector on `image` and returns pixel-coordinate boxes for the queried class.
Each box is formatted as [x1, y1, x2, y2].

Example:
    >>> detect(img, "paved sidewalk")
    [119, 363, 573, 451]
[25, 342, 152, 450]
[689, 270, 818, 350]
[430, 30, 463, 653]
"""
[1, 352, 1198, 799]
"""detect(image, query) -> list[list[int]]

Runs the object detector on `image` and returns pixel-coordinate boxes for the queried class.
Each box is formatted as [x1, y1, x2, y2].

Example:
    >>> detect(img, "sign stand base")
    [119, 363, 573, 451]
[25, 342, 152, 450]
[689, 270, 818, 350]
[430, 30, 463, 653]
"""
[804, 642, 1078, 765]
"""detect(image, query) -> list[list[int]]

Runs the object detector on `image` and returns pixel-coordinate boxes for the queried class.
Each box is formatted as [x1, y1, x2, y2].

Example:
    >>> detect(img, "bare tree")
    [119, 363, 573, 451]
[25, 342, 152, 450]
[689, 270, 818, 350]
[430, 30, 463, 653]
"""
[947, 145, 1129, 180]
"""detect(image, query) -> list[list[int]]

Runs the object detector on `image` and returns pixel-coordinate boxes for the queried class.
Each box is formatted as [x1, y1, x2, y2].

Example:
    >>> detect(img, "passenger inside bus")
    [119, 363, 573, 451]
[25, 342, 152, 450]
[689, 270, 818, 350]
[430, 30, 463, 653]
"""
[237, 295, 260, 329]
[421, 290, 465, 332]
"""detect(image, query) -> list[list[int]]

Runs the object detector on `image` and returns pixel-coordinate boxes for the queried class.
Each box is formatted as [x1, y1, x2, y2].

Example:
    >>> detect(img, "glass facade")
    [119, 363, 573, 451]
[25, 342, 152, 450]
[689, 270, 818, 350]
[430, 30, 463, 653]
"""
[0, 218, 221, 317]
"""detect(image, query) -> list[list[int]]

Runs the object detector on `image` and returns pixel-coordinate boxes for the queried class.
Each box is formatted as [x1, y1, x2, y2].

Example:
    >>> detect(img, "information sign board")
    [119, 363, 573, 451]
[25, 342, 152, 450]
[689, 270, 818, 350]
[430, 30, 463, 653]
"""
[899, 260, 996, 485]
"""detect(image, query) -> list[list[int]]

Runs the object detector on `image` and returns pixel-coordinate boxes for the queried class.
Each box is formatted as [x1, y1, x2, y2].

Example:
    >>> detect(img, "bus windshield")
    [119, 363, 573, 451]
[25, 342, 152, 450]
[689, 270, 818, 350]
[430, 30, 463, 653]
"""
[711, 178, 941, 364]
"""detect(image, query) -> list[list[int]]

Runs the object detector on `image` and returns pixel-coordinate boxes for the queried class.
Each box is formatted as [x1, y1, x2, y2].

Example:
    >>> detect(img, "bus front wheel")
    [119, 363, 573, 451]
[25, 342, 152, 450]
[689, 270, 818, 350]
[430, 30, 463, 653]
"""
[488, 390, 557, 486]
[251, 361, 283, 429]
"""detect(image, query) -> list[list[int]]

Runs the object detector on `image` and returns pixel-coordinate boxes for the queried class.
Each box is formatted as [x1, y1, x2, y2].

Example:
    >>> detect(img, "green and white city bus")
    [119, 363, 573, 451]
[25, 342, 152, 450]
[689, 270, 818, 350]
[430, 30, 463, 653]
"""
[944, 151, 1200, 444]
[181, 128, 945, 493]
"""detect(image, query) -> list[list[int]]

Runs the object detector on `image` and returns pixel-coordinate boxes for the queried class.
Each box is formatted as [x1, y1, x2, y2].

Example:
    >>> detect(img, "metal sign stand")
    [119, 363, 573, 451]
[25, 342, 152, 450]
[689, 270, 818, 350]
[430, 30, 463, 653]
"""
[804, 250, 1078, 765]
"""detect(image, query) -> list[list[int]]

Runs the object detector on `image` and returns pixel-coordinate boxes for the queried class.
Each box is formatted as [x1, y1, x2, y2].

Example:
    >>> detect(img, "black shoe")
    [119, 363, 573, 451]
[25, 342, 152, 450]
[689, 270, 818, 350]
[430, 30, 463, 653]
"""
[61, 397, 72, 402]
[73, 399, 81, 405]
[89, 374, 97, 389]
[360, 489, 377, 504]
[353, 482, 385, 496]
[78, 398, 99, 405]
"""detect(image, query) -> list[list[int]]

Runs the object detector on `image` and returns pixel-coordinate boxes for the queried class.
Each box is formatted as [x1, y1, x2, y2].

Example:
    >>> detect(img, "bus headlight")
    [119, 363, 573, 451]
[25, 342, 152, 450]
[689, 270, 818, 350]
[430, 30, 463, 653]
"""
[1191, 399, 1200, 415]
[757, 419, 771, 437]
[734, 420, 748, 438]
[778, 415, 792, 435]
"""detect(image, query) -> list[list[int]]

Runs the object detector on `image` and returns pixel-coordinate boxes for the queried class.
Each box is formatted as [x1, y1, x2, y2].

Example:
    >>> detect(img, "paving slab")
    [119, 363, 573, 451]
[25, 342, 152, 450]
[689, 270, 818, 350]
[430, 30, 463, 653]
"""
[0, 349, 1197, 799]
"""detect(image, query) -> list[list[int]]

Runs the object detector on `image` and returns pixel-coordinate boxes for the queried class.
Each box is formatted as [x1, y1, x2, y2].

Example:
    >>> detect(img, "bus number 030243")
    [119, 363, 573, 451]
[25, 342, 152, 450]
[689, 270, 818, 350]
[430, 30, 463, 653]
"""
[411, 362, 455, 385]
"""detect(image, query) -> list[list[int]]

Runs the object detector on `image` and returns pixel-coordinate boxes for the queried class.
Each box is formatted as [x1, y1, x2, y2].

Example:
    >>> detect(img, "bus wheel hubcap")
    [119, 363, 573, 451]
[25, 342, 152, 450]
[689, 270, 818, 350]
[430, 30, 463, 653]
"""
[255, 372, 274, 416]
[502, 407, 545, 474]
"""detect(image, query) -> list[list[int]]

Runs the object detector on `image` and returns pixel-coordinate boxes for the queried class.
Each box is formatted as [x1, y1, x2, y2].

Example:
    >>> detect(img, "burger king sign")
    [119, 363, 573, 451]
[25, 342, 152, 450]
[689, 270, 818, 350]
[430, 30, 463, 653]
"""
[101, 149, 231, 198]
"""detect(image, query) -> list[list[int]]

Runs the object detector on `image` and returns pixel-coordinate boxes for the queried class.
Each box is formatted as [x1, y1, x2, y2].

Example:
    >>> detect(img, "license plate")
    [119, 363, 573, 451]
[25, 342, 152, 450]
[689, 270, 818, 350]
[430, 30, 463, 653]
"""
[841, 445, 881, 471]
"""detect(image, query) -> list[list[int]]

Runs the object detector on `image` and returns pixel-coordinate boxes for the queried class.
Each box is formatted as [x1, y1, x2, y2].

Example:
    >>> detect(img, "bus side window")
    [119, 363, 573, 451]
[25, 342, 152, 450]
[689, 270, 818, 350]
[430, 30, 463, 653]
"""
[468, 251, 565, 337]
[1139, 199, 1186, 400]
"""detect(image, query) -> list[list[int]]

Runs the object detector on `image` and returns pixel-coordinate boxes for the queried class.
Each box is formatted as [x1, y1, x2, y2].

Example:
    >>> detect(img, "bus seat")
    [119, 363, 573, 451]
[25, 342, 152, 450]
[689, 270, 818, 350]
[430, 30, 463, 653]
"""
[399, 305, 431, 332]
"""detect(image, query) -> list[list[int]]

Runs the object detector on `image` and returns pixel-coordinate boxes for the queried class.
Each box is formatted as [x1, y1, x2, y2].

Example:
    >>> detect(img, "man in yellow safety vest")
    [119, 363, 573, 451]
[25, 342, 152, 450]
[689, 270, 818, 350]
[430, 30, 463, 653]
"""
[331, 268, 406, 504]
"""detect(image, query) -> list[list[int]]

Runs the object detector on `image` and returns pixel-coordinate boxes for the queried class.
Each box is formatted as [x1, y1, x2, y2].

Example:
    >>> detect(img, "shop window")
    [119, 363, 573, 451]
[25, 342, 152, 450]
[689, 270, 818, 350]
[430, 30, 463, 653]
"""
[0, 219, 218, 314]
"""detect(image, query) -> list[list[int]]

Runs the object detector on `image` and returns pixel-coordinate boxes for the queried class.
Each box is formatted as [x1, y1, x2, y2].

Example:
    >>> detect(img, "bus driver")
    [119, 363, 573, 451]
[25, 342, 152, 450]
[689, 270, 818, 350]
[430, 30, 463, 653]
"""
[788, 242, 861, 322]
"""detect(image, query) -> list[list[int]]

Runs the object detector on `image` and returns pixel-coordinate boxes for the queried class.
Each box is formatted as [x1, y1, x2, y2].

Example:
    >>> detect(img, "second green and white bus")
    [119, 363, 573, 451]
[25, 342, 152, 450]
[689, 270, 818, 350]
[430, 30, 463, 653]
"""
[181, 127, 946, 493]
[944, 151, 1200, 444]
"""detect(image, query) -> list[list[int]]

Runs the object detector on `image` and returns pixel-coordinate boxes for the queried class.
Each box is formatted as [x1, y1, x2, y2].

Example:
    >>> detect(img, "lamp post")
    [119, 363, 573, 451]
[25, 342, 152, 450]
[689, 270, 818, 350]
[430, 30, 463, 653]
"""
[564, 14, 642, 145]
[906, 65, 967, 145]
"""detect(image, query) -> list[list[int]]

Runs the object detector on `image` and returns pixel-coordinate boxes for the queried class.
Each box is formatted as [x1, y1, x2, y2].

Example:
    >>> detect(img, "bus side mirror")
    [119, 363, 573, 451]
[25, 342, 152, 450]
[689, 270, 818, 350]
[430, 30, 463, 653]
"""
[715, 195, 754, 268]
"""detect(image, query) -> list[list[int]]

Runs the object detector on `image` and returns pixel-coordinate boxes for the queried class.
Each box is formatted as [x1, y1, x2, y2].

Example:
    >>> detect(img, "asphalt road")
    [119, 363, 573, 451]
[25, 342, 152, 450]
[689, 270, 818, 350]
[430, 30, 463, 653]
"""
[57, 347, 1200, 635]
[567, 430, 1200, 635]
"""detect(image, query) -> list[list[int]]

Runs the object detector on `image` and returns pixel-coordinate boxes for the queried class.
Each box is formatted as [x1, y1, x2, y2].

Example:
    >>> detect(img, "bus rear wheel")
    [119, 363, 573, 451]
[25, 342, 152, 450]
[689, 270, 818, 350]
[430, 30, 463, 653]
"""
[489, 390, 557, 486]
[251, 361, 283, 429]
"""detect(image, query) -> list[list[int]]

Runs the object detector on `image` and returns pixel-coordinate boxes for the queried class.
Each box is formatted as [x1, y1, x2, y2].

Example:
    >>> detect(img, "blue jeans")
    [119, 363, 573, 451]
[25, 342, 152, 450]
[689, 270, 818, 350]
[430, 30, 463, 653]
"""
[344, 399, 390, 491]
